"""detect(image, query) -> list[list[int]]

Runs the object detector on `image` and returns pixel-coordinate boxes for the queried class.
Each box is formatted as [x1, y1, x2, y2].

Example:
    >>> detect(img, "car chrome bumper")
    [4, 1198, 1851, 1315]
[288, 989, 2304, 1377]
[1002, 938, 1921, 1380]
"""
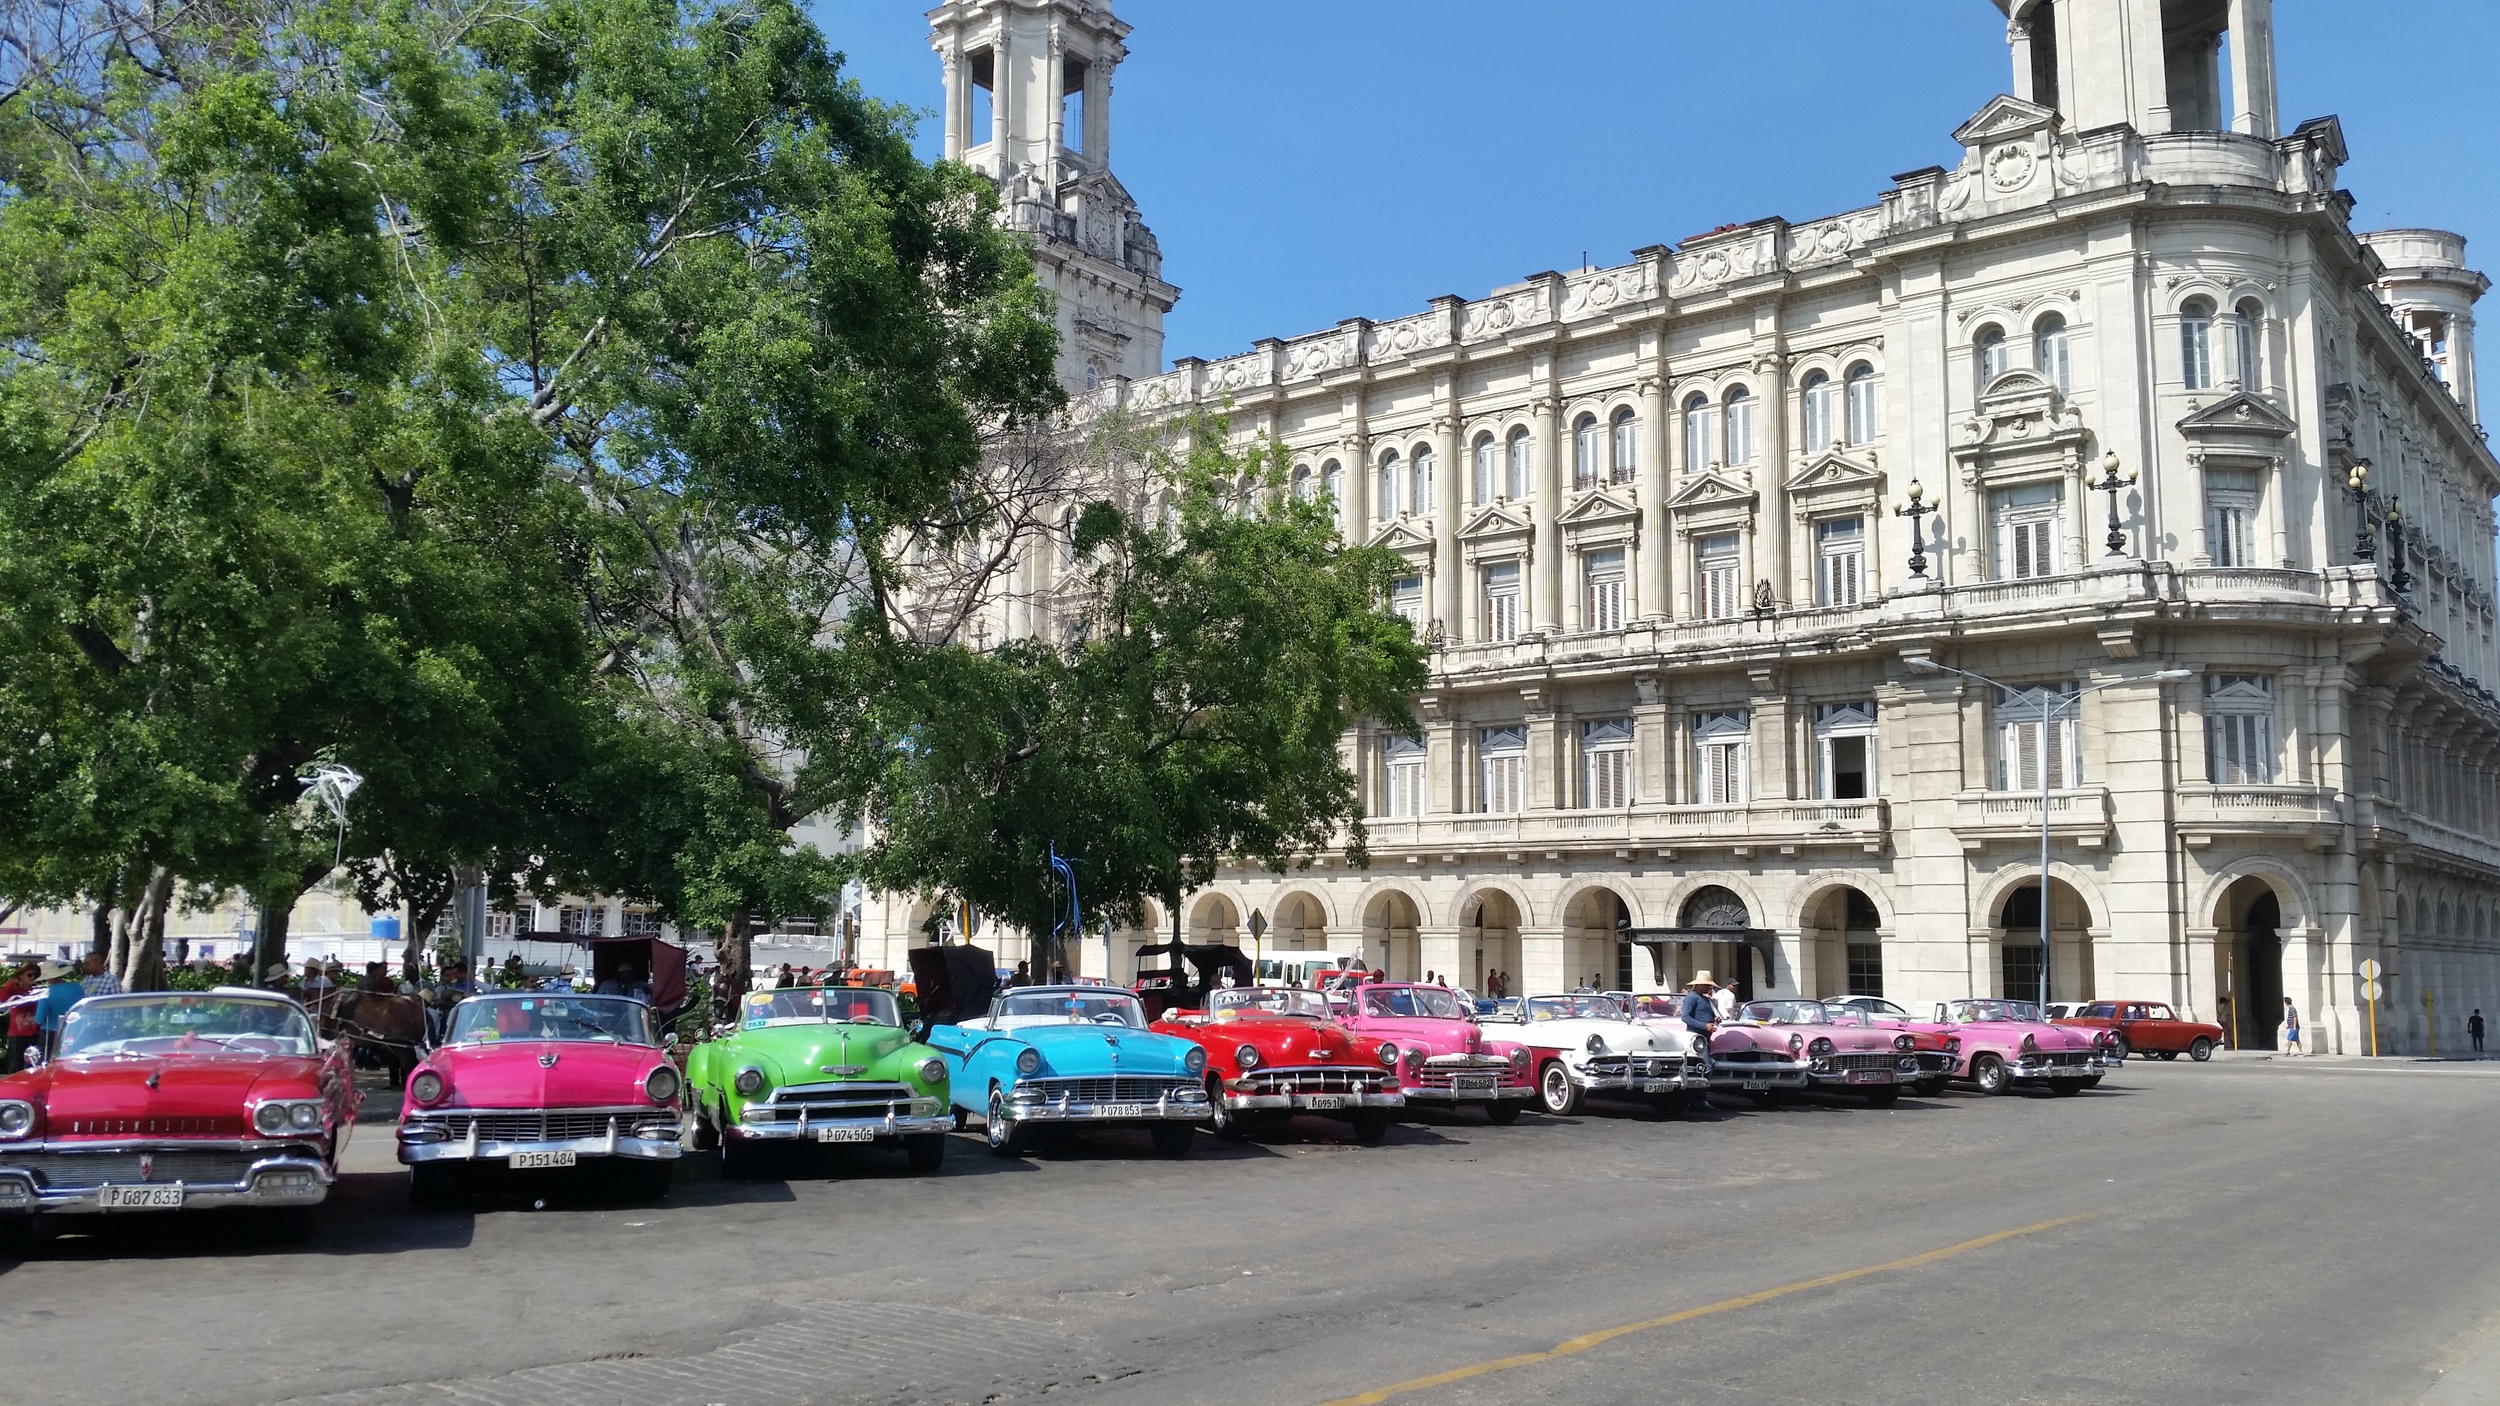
[727, 1112, 955, 1142]
[2008, 1060, 2103, 1081]
[1006, 1090, 1210, 1124]
[1224, 1090, 1406, 1110]
[1401, 1083, 1536, 1103]
[398, 1117, 683, 1164]
[1707, 1060, 1812, 1089]
[0, 1147, 332, 1216]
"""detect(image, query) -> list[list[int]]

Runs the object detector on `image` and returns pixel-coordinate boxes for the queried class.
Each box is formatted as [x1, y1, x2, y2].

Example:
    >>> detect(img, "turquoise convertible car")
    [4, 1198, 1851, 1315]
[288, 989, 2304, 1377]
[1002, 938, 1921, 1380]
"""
[924, 986, 1210, 1158]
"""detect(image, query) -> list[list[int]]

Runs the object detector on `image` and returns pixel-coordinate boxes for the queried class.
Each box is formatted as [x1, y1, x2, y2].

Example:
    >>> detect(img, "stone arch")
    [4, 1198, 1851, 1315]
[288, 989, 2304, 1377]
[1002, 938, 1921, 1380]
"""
[2194, 857, 2316, 933]
[1561, 884, 1639, 993]
[1553, 875, 1644, 930]
[1187, 891, 1240, 945]
[1794, 874, 1894, 1002]
[1453, 877, 1537, 931]
[1359, 886, 1426, 982]
[1455, 882, 1526, 998]
[1348, 877, 1435, 931]
[1265, 887, 1335, 951]
[1975, 862, 2106, 1005]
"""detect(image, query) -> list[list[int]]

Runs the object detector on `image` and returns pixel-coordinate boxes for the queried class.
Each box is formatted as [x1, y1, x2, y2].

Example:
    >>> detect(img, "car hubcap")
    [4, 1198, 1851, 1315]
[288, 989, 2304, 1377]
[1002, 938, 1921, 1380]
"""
[988, 1091, 1009, 1147]
[1542, 1067, 1567, 1110]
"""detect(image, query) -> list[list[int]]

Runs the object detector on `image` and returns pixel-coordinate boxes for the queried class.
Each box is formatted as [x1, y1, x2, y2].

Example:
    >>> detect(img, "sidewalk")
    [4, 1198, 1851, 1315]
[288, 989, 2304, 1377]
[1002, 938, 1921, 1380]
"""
[2189, 1048, 2500, 1073]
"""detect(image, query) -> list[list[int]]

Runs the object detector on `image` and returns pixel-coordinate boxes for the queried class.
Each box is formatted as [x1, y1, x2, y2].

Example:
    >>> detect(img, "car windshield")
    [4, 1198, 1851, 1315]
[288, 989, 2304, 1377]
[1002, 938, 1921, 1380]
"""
[1359, 986, 1469, 1019]
[1619, 995, 1682, 1020]
[991, 988, 1147, 1028]
[1825, 1006, 1875, 1027]
[1524, 995, 1625, 1021]
[1737, 1001, 1831, 1025]
[1945, 1000, 2043, 1024]
[1211, 987, 1332, 1019]
[445, 995, 655, 1046]
[739, 987, 899, 1029]
[57, 995, 316, 1058]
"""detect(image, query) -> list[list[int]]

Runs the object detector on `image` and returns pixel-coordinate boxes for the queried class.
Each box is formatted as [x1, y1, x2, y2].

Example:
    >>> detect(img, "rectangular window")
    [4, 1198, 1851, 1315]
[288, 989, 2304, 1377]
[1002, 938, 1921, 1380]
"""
[2206, 676, 2276, 784]
[2207, 470, 2257, 568]
[1384, 736, 1427, 818]
[1693, 711, 1750, 804]
[1506, 435, 1531, 500]
[558, 905, 586, 937]
[1390, 574, 1424, 630]
[1696, 533, 1743, 620]
[1481, 562, 1521, 641]
[1724, 395, 1755, 465]
[1802, 380, 1836, 452]
[622, 909, 663, 939]
[1846, 942, 1884, 998]
[1845, 371, 1879, 445]
[2001, 941, 2046, 1004]
[1816, 517, 1865, 607]
[2181, 315, 2214, 390]
[1581, 718, 1632, 809]
[1479, 726, 1526, 813]
[1992, 482, 2063, 581]
[1995, 685, 2080, 791]
[488, 911, 518, 940]
[1610, 416, 1636, 484]
[1683, 406, 1713, 472]
[1573, 420, 1599, 492]
[1583, 549, 1626, 632]
[1816, 700, 1877, 800]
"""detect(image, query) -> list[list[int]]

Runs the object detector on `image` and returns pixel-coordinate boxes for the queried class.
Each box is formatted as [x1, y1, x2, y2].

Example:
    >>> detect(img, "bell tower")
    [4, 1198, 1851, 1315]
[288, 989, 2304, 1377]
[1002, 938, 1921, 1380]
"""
[930, 0, 1178, 393]
[1998, 0, 2277, 138]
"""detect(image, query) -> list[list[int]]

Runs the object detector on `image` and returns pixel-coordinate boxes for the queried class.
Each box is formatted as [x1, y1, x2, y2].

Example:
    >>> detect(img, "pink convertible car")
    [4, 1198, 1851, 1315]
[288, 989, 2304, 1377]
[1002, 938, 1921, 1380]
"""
[1926, 999, 2118, 1096]
[1708, 1000, 1920, 1107]
[1329, 982, 1532, 1124]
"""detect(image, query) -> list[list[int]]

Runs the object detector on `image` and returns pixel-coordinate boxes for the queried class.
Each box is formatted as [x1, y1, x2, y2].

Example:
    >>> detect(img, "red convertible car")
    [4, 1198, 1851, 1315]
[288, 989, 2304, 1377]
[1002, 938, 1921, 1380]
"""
[0, 989, 357, 1245]
[2053, 1000, 2225, 1061]
[1152, 987, 1405, 1144]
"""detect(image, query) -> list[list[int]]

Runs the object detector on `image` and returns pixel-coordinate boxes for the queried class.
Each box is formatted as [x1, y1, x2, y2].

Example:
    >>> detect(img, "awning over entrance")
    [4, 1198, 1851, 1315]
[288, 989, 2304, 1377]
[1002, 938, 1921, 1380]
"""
[1622, 927, 1775, 989]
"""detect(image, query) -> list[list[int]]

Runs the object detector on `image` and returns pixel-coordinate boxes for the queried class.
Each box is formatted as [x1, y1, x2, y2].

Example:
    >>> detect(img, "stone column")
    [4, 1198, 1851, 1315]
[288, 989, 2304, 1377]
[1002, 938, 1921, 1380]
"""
[1534, 383, 1563, 632]
[1758, 353, 1791, 609]
[1044, 31, 1065, 186]
[1419, 927, 1466, 986]
[989, 24, 1011, 155]
[1640, 334, 1672, 619]
[2226, 0, 2277, 138]
[1093, 65, 1113, 170]
[1518, 926, 1568, 996]
[941, 48, 964, 160]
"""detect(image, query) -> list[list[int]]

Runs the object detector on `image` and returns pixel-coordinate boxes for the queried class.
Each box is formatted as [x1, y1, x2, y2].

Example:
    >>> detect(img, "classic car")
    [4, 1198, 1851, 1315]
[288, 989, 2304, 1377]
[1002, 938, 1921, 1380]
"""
[2053, 1000, 2225, 1061]
[685, 986, 951, 1176]
[1709, 1001, 1921, 1107]
[1816, 995, 1960, 1095]
[0, 989, 356, 1244]
[927, 985, 1210, 1158]
[1330, 982, 1532, 1123]
[1479, 994, 1707, 1118]
[1928, 998, 2120, 1094]
[1152, 987, 1404, 1144]
[397, 992, 684, 1204]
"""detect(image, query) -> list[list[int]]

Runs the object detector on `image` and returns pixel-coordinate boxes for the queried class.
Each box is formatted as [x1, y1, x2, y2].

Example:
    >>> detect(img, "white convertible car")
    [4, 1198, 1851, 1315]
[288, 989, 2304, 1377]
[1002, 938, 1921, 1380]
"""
[1479, 994, 1709, 1118]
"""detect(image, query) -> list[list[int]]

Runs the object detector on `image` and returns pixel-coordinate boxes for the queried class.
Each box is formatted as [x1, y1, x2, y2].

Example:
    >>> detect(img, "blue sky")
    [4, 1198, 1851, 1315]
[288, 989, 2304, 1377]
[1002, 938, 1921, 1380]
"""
[818, 1, 2500, 370]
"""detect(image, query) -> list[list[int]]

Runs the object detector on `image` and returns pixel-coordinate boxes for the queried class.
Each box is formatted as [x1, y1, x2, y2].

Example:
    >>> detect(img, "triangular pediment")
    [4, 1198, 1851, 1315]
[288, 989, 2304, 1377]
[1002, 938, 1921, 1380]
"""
[1458, 503, 1533, 539]
[1952, 94, 2059, 148]
[1367, 516, 1438, 553]
[1063, 167, 1137, 210]
[1558, 489, 1639, 526]
[1667, 470, 1757, 511]
[1785, 451, 1883, 495]
[2178, 391, 2297, 438]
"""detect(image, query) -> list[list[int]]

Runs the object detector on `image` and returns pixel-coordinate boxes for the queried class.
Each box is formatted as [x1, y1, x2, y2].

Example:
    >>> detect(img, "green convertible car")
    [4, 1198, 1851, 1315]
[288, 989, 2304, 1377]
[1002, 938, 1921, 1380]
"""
[685, 986, 953, 1175]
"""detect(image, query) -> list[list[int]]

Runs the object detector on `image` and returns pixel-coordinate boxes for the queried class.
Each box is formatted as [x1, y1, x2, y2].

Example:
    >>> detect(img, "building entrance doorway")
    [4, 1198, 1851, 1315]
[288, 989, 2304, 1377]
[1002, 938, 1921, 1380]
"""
[1996, 880, 2093, 1005]
[2218, 882, 2283, 1049]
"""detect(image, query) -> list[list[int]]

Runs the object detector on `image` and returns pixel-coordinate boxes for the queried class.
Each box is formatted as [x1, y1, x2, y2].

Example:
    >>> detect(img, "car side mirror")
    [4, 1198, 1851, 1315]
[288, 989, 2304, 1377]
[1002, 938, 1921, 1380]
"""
[661, 1031, 678, 1051]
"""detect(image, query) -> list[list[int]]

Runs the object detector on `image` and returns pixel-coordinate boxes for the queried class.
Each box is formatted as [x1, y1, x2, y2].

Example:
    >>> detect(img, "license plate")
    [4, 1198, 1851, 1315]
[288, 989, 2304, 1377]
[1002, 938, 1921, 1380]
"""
[1641, 1080, 1673, 1093]
[1095, 1103, 1147, 1118]
[1846, 1070, 1891, 1084]
[509, 1151, 576, 1169]
[1453, 1078, 1495, 1093]
[1305, 1096, 1346, 1110]
[814, 1126, 876, 1143]
[1741, 1080, 1769, 1091]
[98, 1184, 184, 1210]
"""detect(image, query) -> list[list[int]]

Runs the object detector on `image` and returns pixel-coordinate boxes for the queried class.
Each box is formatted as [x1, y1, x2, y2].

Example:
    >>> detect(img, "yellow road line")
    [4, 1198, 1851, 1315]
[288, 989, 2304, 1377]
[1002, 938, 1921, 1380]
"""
[1317, 1213, 2090, 1406]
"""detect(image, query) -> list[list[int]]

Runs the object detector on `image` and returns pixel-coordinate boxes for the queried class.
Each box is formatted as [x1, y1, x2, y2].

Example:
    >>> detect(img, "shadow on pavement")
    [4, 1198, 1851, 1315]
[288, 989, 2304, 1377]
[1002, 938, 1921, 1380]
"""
[0, 1169, 478, 1268]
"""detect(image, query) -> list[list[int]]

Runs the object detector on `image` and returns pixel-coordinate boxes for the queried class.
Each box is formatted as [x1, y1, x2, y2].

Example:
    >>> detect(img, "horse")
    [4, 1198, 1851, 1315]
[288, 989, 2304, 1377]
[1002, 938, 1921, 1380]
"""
[333, 988, 429, 1088]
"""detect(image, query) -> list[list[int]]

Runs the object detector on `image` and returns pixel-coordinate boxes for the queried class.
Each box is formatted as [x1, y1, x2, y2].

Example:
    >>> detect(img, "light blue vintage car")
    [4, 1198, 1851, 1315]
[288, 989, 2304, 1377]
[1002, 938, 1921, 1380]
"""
[924, 986, 1209, 1158]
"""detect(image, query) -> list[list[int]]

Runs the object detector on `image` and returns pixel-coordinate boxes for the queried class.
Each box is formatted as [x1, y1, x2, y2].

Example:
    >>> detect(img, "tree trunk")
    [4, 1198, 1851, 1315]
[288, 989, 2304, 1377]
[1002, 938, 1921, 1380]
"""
[90, 903, 110, 958]
[124, 867, 173, 991]
[713, 913, 752, 1026]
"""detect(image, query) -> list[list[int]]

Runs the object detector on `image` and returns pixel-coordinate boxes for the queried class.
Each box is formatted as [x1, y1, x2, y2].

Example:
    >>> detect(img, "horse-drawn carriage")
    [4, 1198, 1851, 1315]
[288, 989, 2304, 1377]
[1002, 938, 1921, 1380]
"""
[329, 935, 694, 1087]
[1130, 940, 1255, 1020]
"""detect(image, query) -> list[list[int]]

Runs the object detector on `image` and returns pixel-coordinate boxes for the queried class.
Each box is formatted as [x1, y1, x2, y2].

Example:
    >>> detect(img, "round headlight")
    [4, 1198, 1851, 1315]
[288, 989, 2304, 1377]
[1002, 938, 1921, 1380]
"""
[409, 1071, 445, 1106]
[253, 1103, 290, 1136]
[916, 1057, 947, 1085]
[1183, 1045, 1207, 1075]
[1895, 1034, 1915, 1052]
[1809, 1037, 1835, 1057]
[733, 1066, 766, 1096]
[644, 1065, 682, 1104]
[290, 1102, 321, 1130]
[1377, 1043, 1399, 1068]
[2021, 1032, 2039, 1052]
[1234, 1043, 1261, 1070]
[1946, 1035, 1962, 1054]
[1585, 1033, 1608, 1055]
[0, 1102, 33, 1138]
[1015, 1048, 1043, 1076]
[1507, 1046, 1530, 1072]
[1788, 1032, 1805, 1054]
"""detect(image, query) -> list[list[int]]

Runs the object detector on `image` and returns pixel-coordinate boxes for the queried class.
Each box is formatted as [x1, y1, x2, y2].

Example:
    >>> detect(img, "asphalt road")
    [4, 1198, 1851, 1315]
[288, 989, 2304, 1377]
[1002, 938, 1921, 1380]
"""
[6, 1056, 2500, 1406]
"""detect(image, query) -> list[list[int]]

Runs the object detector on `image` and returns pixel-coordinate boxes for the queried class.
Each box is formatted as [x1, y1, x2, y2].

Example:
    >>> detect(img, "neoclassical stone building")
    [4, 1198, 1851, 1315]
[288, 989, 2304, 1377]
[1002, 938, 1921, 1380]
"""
[863, 0, 2500, 1056]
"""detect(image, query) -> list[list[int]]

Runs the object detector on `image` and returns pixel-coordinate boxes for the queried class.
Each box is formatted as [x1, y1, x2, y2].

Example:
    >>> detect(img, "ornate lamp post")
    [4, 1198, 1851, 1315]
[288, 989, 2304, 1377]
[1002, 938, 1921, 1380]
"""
[2094, 452, 2139, 557]
[2347, 458, 2375, 561]
[1893, 478, 1934, 579]
[2386, 497, 2414, 595]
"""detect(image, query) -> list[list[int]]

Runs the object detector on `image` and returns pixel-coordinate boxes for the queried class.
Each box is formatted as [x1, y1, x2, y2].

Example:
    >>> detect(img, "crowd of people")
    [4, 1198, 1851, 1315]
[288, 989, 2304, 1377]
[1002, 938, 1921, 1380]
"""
[0, 954, 117, 1073]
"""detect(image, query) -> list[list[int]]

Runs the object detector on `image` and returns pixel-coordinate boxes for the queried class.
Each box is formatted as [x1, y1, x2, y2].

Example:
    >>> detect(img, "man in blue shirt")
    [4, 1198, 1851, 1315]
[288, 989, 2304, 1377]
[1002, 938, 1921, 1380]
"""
[35, 960, 84, 1061]
[1677, 971, 1721, 1038]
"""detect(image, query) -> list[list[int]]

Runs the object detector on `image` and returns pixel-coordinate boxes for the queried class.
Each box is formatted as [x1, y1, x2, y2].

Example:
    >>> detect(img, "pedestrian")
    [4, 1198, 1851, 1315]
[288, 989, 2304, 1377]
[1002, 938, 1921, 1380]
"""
[1677, 971, 1720, 1042]
[1711, 979, 1739, 1022]
[774, 963, 795, 989]
[2281, 996, 2302, 1057]
[2471, 1008, 2486, 1055]
[302, 959, 339, 1028]
[34, 960, 82, 1062]
[79, 951, 121, 999]
[1011, 960, 1031, 988]
[2, 959, 44, 1074]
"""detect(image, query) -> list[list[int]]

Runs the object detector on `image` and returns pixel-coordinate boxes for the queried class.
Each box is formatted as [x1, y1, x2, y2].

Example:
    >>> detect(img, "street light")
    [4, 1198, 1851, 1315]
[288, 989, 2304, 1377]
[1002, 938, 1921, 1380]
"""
[1893, 478, 1934, 579]
[1904, 658, 2194, 1011]
[2094, 452, 2139, 557]
[2346, 459, 2374, 562]
[2385, 497, 2414, 595]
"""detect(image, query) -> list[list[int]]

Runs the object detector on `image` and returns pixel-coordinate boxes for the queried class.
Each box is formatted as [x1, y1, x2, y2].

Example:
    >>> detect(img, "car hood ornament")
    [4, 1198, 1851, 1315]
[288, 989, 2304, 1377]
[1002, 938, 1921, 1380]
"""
[538, 1051, 559, 1069]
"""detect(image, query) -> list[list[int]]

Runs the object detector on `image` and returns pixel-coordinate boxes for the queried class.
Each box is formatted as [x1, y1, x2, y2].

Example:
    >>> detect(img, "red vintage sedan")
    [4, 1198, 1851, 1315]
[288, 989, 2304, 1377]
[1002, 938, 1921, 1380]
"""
[0, 989, 358, 1246]
[2054, 1000, 2226, 1061]
[1151, 987, 1404, 1144]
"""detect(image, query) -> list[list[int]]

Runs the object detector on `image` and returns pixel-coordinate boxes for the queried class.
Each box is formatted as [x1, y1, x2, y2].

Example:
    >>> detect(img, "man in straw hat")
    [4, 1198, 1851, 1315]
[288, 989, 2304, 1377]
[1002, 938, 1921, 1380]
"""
[1677, 971, 1722, 1041]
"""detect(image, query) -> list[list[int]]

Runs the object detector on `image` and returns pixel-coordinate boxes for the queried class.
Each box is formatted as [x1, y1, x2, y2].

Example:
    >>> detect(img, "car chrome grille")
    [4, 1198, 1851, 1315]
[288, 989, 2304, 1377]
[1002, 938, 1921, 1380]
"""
[1012, 1077, 1195, 1103]
[1411, 1059, 1514, 1089]
[401, 1109, 633, 1141]
[1588, 1053, 1689, 1078]
[2025, 1051, 2096, 1069]
[53, 1117, 248, 1137]
[1828, 1053, 1897, 1072]
[1, 1150, 266, 1189]
[1240, 1067, 1390, 1097]
[744, 1083, 922, 1123]
[1712, 1049, 1788, 1064]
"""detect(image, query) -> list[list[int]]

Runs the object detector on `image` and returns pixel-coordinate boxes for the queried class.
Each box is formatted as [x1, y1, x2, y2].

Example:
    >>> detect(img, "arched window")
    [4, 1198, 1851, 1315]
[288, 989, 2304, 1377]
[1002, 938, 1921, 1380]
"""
[1290, 464, 1314, 503]
[1844, 363, 1878, 445]
[2033, 315, 2070, 394]
[1472, 433, 1496, 504]
[1723, 386, 1754, 466]
[1322, 459, 1344, 509]
[1975, 326, 2009, 397]
[2180, 300, 2215, 390]
[1572, 413, 1599, 491]
[1682, 393, 1713, 471]
[1610, 408, 1637, 484]
[1800, 371, 1835, 451]
[1506, 428, 1531, 500]
[1410, 444, 1435, 516]
[1378, 449, 1401, 519]
[2235, 299, 2265, 388]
